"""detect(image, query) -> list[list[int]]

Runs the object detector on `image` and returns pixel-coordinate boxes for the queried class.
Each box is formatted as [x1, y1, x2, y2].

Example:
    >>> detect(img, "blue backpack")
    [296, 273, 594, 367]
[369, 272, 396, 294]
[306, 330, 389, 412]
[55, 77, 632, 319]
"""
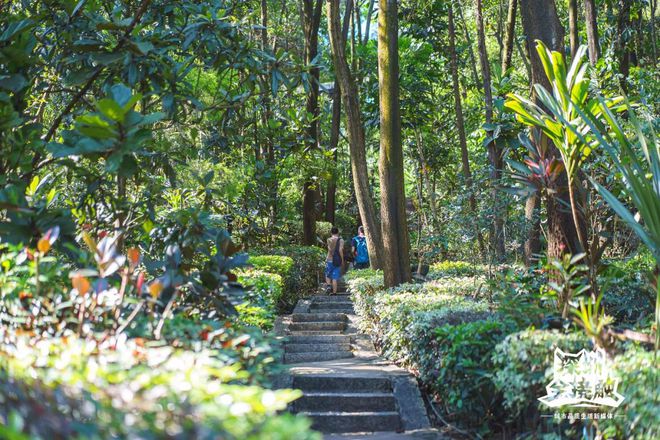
[353, 236, 369, 263]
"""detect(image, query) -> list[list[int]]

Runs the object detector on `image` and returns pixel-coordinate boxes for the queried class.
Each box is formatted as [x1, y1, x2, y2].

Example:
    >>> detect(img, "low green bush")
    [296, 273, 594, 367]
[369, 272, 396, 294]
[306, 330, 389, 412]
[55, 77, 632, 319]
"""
[429, 260, 487, 278]
[236, 270, 284, 330]
[0, 333, 318, 439]
[252, 246, 325, 312]
[491, 329, 590, 429]
[430, 318, 517, 429]
[599, 346, 659, 440]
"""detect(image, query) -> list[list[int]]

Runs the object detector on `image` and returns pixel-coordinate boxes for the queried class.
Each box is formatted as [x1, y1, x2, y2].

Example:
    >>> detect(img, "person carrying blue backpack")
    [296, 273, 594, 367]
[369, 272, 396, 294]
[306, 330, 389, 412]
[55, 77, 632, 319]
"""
[351, 226, 369, 269]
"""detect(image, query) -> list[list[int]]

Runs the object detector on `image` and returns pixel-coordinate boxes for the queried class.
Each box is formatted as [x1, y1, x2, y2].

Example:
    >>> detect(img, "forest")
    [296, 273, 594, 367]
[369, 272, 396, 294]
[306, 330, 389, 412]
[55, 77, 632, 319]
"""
[0, 0, 658, 438]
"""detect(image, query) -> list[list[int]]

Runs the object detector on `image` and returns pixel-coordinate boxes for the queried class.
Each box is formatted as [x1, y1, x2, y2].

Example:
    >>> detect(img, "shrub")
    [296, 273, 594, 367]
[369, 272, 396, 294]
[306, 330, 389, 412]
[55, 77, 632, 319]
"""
[491, 329, 590, 427]
[0, 333, 318, 439]
[252, 246, 325, 312]
[425, 319, 517, 431]
[315, 221, 332, 242]
[599, 346, 659, 440]
[235, 270, 284, 330]
[429, 261, 487, 278]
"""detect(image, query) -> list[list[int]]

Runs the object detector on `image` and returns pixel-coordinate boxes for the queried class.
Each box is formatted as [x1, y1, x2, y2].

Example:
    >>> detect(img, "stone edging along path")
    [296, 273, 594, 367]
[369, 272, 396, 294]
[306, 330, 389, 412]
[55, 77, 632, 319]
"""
[273, 282, 446, 439]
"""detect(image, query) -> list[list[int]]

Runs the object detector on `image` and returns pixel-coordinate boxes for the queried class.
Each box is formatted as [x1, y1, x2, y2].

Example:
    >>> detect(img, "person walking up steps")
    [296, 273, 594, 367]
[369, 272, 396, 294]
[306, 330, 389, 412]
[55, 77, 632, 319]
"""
[351, 226, 369, 269]
[324, 227, 344, 294]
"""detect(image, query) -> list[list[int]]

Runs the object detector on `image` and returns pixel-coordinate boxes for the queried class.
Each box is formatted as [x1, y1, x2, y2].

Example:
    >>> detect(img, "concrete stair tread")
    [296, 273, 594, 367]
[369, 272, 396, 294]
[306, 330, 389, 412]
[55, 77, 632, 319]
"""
[292, 313, 347, 322]
[285, 351, 354, 364]
[286, 343, 351, 353]
[286, 330, 345, 335]
[286, 335, 351, 342]
[300, 392, 393, 398]
[292, 375, 392, 392]
[300, 411, 399, 416]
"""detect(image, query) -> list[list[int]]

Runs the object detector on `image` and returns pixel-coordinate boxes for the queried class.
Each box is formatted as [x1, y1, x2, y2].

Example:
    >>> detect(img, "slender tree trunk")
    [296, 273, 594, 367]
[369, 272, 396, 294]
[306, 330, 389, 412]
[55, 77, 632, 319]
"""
[378, 0, 411, 287]
[651, 0, 658, 66]
[569, 0, 579, 58]
[456, 0, 482, 87]
[524, 193, 541, 265]
[261, 0, 278, 229]
[325, 86, 340, 224]
[583, 0, 600, 64]
[301, 0, 324, 245]
[363, 0, 375, 44]
[475, 0, 505, 261]
[448, 3, 486, 260]
[616, 0, 633, 92]
[520, 0, 582, 261]
[327, 0, 384, 269]
[502, 0, 518, 72]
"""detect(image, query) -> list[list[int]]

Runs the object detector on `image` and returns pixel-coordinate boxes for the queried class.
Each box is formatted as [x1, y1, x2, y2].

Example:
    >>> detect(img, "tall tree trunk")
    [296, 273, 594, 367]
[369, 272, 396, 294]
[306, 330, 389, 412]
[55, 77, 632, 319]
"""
[325, 85, 340, 225]
[456, 0, 482, 87]
[301, 0, 324, 245]
[524, 193, 541, 265]
[475, 0, 505, 261]
[261, 0, 278, 230]
[569, 0, 579, 58]
[448, 3, 486, 260]
[520, 0, 582, 261]
[327, 0, 384, 269]
[363, 0, 375, 44]
[651, 0, 658, 66]
[325, 0, 354, 224]
[378, 0, 411, 287]
[502, 0, 518, 72]
[584, 0, 600, 64]
[616, 0, 633, 92]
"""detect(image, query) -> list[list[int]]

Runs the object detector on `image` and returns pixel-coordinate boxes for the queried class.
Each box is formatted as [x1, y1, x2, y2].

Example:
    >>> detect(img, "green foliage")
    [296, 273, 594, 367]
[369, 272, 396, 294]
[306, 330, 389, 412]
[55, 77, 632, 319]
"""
[235, 270, 284, 330]
[492, 329, 590, 424]
[428, 260, 486, 278]
[252, 246, 325, 312]
[543, 252, 591, 319]
[248, 255, 295, 282]
[431, 319, 517, 428]
[598, 346, 660, 439]
[0, 333, 317, 440]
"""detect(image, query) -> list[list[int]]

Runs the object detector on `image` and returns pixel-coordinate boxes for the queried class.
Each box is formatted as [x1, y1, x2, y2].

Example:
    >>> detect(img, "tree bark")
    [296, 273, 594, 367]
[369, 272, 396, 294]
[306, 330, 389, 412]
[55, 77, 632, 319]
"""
[327, 0, 384, 269]
[363, 0, 376, 44]
[569, 0, 579, 59]
[502, 0, 518, 72]
[616, 0, 633, 92]
[583, 0, 600, 64]
[456, 0, 482, 87]
[448, 3, 486, 260]
[301, 0, 324, 245]
[475, 0, 505, 261]
[520, 0, 582, 260]
[378, 0, 411, 287]
[524, 193, 541, 265]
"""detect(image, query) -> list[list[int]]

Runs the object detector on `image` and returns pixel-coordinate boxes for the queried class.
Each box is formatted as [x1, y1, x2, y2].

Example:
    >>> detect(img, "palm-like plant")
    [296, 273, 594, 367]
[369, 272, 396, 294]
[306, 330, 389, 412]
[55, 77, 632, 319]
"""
[505, 42, 623, 254]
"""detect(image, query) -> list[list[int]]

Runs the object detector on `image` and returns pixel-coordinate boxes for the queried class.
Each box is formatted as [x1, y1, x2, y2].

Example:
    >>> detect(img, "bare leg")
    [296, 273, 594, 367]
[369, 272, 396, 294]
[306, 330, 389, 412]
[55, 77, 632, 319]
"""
[332, 279, 338, 294]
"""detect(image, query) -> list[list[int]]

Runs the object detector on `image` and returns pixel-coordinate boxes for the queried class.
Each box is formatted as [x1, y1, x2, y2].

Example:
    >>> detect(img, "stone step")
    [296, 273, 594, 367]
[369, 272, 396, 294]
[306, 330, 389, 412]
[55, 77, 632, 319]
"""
[299, 411, 401, 433]
[292, 313, 347, 323]
[286, 342, 352, 353]
[292, 375, 393, 393]
[309, 307, 354, 315]
[312, 295, 352, 302]
[286, 330, 345, 335]
[309, 303, 354, 310]
[293, 392, 396, 412]
[286, 335, 352, 344]
[285, 351, 353, 364]
[288, 321, 346, 332]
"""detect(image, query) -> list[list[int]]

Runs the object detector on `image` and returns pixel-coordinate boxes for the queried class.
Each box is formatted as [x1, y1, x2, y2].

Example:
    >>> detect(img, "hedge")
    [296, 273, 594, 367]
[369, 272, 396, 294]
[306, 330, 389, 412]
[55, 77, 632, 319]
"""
[236, 269, 284, 330]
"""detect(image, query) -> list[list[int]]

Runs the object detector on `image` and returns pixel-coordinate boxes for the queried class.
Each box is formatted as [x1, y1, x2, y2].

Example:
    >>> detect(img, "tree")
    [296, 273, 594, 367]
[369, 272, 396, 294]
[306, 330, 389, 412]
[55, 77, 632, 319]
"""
[583, 0, 600, 64]
[475, 0, 505, 260]
[502, 0, 518, 72]
[301, 0, 324, 245]
[569, 0, 579, 58]
[378, 0, 411, 287]
[327, 0, 384, 269]
[448, 3, 486, 259]
[519, 0, 582, 260]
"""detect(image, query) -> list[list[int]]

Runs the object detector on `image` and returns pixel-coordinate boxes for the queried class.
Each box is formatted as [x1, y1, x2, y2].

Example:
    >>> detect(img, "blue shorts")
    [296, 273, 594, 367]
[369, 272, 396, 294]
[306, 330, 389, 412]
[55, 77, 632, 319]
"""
[325, 261, 341, 280]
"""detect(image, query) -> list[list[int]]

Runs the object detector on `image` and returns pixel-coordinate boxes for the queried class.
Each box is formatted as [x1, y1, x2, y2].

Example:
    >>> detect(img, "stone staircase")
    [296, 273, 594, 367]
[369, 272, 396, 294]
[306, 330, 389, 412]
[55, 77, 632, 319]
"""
[275, 283, 441, 437]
